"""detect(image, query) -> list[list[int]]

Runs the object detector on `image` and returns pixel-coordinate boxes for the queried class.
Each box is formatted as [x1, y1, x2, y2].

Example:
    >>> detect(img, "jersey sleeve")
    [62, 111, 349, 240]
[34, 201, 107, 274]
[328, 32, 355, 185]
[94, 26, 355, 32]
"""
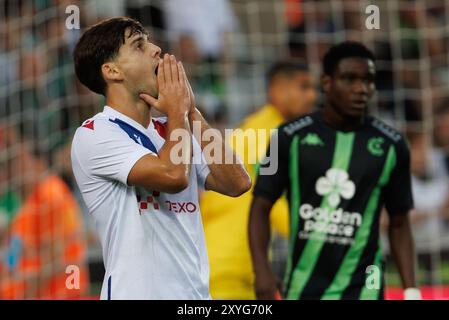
[383, 138, 414, 216]
[253, 128, 290, 203]
[193, 136, 210, 189]
[71, 120, 155, 186]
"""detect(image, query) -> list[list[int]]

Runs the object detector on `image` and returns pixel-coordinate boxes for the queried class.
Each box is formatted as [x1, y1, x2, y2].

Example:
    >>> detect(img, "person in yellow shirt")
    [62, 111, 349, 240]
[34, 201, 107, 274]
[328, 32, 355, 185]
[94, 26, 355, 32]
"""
[200, 62, 317, 299]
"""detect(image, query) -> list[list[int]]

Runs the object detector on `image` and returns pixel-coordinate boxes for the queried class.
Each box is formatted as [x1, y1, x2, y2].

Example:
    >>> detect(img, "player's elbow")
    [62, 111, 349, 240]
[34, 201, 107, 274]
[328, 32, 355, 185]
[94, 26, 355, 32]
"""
[164, 170, 189, 194]
[228, 175, 252, 197]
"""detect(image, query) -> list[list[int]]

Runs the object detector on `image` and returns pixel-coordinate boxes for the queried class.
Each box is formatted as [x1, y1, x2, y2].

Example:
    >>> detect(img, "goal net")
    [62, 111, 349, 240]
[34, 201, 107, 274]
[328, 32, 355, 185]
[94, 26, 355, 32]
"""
[0, 0, 448, 299]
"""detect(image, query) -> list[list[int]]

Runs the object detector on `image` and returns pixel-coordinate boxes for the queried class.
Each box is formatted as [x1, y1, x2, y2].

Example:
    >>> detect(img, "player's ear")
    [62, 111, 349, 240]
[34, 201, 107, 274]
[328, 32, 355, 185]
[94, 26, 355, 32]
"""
[101, 62, 124, 82]
[321, 74, 331, 94]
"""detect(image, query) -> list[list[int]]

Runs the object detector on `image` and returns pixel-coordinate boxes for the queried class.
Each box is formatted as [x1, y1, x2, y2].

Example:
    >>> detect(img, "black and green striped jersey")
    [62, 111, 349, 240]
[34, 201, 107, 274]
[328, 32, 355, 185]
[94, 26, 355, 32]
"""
[253, 110, 413, 300]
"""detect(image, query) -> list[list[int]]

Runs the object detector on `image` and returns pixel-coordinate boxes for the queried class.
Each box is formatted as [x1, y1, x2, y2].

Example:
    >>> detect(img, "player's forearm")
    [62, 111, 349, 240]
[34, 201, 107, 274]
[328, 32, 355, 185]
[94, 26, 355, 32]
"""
[189, 108, 251, 196]
[388, 215, 418, 289]
[249, 197, 273, 275]
[159, 111, 192, 182]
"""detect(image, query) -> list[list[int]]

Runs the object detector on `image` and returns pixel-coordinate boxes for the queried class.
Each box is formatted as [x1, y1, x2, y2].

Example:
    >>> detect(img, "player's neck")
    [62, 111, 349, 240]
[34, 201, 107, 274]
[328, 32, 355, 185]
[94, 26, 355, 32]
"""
[106, 88, 152, 129]
[271, 102, 295, 122]
[322, 103, 365, 132]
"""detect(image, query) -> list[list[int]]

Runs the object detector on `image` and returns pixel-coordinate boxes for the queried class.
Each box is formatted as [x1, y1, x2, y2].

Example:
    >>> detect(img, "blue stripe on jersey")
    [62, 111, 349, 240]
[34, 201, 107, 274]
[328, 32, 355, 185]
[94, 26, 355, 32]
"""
[108, 275, 112, 300]
[109, 118, 158, 154]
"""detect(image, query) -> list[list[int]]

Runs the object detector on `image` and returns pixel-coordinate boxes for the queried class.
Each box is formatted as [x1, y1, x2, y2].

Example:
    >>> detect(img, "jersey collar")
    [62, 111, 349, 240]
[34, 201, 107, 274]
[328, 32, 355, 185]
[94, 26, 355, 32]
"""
[103, 106, 151, 133]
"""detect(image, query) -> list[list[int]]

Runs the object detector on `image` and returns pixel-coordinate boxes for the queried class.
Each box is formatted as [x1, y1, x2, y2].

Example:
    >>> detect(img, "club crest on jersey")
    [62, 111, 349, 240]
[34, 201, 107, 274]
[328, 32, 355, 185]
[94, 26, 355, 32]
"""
[136, 191, 160, 214]
[316, 168, 355, 207]
[367, 137, 385, 156]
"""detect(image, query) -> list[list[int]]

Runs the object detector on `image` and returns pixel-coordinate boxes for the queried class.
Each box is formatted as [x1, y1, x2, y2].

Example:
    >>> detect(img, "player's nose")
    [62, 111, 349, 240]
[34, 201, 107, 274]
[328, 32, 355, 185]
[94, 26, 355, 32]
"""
[152, 44, 162, 58]
[353, 79, 369, 95]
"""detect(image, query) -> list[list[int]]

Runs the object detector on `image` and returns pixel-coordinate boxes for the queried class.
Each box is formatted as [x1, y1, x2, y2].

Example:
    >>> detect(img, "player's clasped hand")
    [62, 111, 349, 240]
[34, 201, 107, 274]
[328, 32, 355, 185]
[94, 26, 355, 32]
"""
[139, 53, 191, 117]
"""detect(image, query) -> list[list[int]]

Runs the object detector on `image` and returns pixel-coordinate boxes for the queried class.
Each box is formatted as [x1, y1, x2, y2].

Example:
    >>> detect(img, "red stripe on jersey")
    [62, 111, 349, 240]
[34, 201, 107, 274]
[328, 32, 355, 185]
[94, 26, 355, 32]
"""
[152, 120, 167, 139]
[82, 120, 94, 130]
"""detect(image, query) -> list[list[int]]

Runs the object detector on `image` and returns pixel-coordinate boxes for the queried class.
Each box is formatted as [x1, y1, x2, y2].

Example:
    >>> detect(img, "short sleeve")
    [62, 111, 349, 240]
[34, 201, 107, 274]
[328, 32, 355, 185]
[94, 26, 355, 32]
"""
[71, 120, 155, 186]
[253, 128, 290, 203]
[193, 137, 210, 189]
[383, 138, 414, 216]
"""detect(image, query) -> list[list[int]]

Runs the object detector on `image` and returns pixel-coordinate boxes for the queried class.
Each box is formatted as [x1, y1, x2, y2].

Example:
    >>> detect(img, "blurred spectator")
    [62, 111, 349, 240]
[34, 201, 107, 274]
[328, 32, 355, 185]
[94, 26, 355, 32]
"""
[0, 124, 21, 238]
[0, 123, 89, 299]
[163, 0, 237, 120]
[126, 0, 165, 46]
[398, 2, 446, 64]
[200, 61, 317, 299]
[0, 0, 448, 297]
[434, 101, 449, 173]
[407, 128, 449, 283]
[164, 0, 236, 59]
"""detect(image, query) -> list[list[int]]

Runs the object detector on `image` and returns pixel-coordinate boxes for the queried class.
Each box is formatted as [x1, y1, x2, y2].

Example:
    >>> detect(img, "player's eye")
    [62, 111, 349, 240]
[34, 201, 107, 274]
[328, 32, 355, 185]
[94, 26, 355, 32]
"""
[341, 75, 355, 83]
[365, 76, 375, 84]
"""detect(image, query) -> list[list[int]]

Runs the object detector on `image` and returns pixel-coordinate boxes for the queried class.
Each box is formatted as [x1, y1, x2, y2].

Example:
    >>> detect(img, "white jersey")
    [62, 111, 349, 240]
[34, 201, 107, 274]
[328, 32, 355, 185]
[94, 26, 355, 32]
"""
[71, 106, 211, 300]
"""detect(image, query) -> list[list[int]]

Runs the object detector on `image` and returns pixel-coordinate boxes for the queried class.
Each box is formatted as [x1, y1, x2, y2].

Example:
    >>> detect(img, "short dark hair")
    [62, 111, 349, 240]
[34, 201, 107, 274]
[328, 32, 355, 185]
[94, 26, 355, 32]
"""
[267, 61, 309, 86]
[322, 41, 375, 76]
[74, 17, 147, 96]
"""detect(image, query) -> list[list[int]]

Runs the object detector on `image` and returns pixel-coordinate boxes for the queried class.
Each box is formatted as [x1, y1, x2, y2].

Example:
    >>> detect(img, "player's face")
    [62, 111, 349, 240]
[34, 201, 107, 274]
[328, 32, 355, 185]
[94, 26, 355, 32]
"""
[114, 29, 162, 98]
[284, 72, 318, 119]
[324, 57, 376, 118]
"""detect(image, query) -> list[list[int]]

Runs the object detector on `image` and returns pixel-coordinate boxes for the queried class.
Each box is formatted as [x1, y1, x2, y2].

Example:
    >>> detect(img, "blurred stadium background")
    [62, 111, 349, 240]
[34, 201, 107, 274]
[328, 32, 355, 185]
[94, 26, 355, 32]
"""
[0, 0, 449, 299]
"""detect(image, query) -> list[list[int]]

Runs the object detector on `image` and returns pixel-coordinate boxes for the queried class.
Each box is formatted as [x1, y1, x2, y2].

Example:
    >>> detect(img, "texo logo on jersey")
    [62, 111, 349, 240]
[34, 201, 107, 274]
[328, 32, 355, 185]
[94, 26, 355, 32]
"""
[136, 191, 198, 215]
[165, 201, 197, 214]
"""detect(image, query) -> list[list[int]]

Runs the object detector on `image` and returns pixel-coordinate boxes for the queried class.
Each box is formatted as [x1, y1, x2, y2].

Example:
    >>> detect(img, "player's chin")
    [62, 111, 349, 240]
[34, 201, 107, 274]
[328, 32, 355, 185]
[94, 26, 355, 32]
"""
[150, 79, 159, 97]
[346, 104, 367, 117]
[152, 86, 159, 99]
[142, 84, 158, 99]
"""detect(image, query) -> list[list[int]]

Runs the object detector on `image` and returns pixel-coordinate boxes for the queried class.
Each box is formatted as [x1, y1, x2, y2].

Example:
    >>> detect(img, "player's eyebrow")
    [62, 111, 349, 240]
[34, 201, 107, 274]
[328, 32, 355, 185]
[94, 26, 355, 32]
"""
[340, 70, 374, 77]
[130, 35, 144, 45]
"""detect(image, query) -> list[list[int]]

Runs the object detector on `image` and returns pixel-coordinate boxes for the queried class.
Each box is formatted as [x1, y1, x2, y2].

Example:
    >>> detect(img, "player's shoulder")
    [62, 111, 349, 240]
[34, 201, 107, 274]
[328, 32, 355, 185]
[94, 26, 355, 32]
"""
[278, 111, 318, 137]
[239, 104, 283, 130]
[367, 116, 410, 157]
[73, 111, 125, 143]
[367, 116, 406, 144]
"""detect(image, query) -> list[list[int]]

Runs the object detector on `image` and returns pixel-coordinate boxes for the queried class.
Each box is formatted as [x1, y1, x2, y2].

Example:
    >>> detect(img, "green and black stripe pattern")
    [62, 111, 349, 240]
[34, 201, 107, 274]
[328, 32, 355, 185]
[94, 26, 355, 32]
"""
[254, 110, 413, 300]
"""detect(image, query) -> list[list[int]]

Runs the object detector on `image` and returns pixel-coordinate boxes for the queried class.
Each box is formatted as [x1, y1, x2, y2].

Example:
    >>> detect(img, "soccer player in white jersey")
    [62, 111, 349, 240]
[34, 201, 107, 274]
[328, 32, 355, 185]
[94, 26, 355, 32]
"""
[71, 17, 251, 300]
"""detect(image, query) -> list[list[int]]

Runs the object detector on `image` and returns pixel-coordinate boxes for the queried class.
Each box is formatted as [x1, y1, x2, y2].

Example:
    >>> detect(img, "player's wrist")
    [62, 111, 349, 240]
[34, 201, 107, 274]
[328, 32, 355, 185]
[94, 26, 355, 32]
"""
[188, 106, 199, 118]
[166, 107, 189, 119]
[403, 287, 422, 300]
[253, 263, 276, 278]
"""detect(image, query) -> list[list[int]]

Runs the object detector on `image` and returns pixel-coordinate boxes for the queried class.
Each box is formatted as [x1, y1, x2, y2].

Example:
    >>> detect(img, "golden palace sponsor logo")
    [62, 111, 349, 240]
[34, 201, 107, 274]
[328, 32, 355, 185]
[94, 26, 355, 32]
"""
[299, 204, 362, 238]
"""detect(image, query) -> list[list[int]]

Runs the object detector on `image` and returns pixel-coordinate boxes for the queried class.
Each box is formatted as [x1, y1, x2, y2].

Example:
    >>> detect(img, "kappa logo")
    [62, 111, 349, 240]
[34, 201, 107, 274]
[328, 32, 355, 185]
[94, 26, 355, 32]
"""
[133, 134, 143, 146]
[316, 168, 355, 207]
[367, 137, 385, 156]
[301, 133, 324, 146]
